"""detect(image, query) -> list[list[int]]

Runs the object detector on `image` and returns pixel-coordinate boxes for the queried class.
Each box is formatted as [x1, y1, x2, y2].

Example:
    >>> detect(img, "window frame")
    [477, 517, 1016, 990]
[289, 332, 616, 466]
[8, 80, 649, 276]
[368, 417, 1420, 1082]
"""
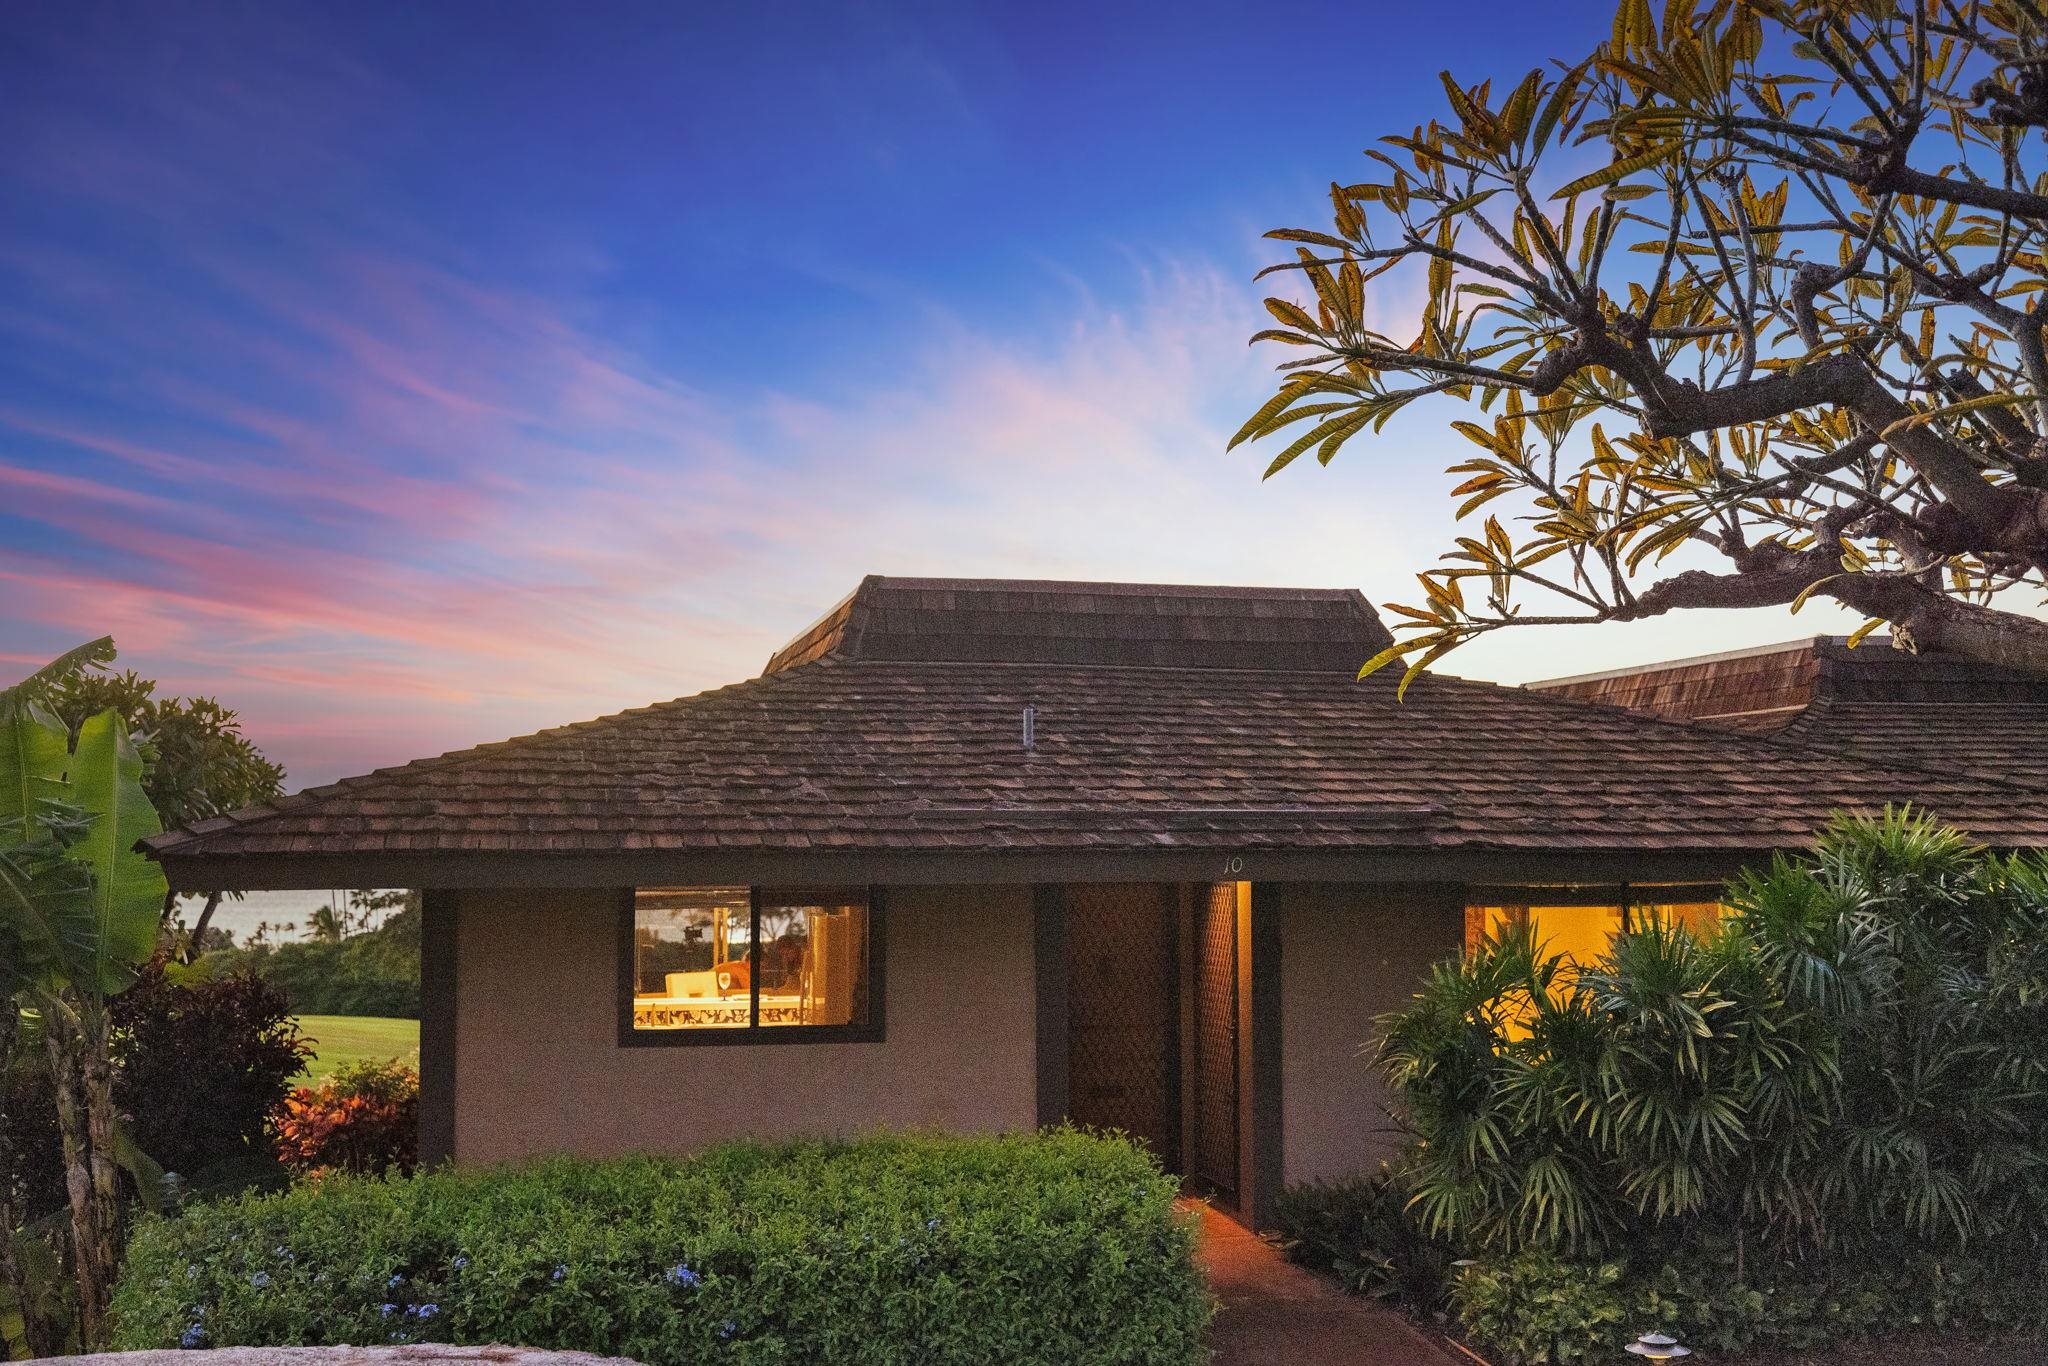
[616, 885, 886, 1047]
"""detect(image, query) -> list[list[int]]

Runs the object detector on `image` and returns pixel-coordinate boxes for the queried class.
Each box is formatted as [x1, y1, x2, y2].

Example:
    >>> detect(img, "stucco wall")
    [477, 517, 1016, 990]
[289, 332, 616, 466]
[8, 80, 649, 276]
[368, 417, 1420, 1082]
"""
[450, 884, 1038, 1165]
[1277, 882, 1464, 1188]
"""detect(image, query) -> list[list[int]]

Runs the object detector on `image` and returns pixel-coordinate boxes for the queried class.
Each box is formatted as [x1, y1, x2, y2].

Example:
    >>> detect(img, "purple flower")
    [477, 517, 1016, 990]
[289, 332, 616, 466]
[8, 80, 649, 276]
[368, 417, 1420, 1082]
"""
[665, 1264, 700, 1288]
[379, 1303, 398, 1317]
[415, 1304, 439, 1319]
[550, 1263, 568, 1282]
[452, 1255, 470, 1271]
[179, 1325, 208, 1350]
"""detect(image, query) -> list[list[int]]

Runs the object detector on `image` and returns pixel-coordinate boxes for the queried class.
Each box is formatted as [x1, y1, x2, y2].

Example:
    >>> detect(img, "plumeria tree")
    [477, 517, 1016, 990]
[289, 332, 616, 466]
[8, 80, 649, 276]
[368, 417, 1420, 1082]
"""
[1237, 0, 2048, 687]
[1, 639, 168, 1349]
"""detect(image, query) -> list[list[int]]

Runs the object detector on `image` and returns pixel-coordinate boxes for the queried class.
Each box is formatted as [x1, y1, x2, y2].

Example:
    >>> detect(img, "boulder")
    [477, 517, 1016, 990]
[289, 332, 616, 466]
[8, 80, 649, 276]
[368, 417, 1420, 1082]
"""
[34, 1348, 642, 1366]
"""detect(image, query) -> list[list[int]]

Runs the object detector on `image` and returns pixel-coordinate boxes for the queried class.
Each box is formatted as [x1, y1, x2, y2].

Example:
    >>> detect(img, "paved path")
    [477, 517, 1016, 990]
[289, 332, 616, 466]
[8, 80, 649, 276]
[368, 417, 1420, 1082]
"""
[1192, 1203, 1463, 1366]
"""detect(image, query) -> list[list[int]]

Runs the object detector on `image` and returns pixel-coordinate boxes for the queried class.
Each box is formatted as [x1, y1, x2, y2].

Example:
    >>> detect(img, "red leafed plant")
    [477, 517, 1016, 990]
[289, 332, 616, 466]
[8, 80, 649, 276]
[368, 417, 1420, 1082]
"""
[273, 1059, 418, 1178]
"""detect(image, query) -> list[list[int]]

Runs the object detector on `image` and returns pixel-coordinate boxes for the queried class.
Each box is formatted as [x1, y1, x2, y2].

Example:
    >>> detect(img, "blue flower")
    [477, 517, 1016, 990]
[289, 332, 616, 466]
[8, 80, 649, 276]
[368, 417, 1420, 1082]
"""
[451, 1255, 470, 1271]
[665, 1263, 700, 1288]
[718, 1320, 738, 1341]
[379, 1303, 398, 1317]
[185, 1265, 200, 1281]
[925, 1217, 941, 1231]
[550, 1263, 568, 1282]
[415, 1304, 439, 1319]
[179, 1325, 208, 1350]
[387, 1273, 404, 1289]
[249, 1271, 270, 1289]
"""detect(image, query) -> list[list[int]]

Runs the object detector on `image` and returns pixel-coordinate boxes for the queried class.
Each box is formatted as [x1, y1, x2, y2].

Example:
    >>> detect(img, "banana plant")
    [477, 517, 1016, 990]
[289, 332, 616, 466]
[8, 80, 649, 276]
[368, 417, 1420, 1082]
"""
[0, 640, 169, 1352]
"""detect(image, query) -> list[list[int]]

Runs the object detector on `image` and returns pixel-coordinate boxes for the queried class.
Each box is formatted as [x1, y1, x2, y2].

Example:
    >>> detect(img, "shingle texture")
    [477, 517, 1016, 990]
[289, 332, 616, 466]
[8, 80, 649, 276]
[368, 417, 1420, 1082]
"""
[1528, 635, 2048, 786]
[1531, 643, 1818, 730]
[762, 576, 1393, 674]
[1777, 700, 2048, 790]
[145, 581, 2048, 863]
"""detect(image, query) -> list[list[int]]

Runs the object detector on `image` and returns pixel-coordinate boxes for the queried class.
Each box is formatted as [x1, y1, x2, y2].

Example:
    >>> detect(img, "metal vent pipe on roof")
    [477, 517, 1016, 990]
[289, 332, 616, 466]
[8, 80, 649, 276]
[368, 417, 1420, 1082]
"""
[1022, 704, 1036, 751]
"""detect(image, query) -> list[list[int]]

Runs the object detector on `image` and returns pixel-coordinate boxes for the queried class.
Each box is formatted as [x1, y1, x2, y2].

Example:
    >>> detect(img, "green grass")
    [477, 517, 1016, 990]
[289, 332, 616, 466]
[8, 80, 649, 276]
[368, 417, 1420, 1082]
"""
[292, 1014, 418, 1085]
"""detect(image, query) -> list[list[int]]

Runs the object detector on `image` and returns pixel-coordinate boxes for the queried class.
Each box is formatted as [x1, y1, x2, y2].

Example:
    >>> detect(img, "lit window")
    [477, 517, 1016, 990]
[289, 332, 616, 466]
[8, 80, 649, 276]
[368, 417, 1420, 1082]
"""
[625, 887, 878, 1041]
[1465, 901, 1729, 961]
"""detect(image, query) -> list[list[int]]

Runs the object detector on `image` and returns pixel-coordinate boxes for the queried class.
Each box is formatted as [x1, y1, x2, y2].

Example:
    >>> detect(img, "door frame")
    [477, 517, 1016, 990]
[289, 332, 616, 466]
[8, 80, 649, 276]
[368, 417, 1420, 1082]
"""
[1033, 880, 1281, 1226]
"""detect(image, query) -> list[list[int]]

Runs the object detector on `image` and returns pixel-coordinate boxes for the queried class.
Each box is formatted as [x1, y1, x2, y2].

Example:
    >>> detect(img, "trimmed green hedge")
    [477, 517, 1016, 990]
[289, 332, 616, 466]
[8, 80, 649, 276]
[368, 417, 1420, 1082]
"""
[111, 1130, 1211, 1365]
[1448, 1244, 2048, 1363]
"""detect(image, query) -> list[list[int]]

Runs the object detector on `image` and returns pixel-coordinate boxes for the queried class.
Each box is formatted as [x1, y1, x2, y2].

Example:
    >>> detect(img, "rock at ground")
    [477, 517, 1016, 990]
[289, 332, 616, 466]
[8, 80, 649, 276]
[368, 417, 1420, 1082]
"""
[33, 1348, 643, 1366]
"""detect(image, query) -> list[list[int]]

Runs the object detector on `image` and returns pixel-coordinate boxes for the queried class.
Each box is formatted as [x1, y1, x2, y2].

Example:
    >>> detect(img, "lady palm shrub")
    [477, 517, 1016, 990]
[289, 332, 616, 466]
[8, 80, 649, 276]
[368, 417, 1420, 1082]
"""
[1381, 808, 2048, 1266]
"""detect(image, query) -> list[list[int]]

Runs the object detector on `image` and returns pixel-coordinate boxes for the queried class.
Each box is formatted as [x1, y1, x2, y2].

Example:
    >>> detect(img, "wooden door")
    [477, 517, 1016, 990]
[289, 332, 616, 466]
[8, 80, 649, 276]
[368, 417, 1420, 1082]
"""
[1066, 884, 1179, 1162]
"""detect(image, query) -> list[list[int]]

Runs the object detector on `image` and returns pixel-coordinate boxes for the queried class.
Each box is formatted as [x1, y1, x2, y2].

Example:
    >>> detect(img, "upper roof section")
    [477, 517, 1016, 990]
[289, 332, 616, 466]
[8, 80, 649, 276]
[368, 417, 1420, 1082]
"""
[762, 576, 1394, 675]
[1525, 635, 2048, 732]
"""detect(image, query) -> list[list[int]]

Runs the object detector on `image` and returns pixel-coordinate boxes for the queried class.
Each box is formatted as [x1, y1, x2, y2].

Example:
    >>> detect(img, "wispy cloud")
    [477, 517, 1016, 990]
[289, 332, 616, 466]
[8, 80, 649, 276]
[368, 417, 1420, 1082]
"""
[2, 215, 1449, 786]
[1, 1, 1889, 792]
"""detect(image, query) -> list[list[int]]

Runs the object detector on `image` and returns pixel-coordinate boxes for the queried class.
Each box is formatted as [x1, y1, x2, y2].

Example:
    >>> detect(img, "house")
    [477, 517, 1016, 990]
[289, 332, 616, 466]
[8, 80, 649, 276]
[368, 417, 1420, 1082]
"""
[1526, 634, 2048, 787]
[143, 577, 2048, 1227]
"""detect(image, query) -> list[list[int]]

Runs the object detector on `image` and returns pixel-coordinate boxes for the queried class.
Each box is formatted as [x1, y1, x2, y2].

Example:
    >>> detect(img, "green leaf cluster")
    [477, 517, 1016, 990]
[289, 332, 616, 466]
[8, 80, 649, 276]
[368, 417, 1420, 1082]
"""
[1238, 0, 2048, 677]
[1, 653, 168, 1000]
[1379, 808, 2048, 1268]
[111, 1130, 1212, 1365]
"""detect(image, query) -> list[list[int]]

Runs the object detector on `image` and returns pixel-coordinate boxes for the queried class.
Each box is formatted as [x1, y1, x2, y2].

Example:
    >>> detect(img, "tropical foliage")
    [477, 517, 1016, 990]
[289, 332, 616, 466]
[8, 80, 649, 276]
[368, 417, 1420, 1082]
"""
[1364, 807, 2048, 1358]
[1237, 0, 2048, 685]
[0, 639, 170, 1352]
[273, 1060, 419, 1179]
[3, 955, 307, 1230]
[113, 1132, 1211, 1366]
[208, 894, 420, 1019]
[1383, 808, 2048, 1261]
[30, 666, 284, 945]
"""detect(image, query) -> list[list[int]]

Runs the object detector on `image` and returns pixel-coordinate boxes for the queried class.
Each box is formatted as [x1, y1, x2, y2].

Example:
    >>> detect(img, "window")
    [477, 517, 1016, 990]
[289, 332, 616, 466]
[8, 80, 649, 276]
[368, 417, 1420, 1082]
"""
[622, 886, 880, 1043]
[1465, 901, 1729, 961]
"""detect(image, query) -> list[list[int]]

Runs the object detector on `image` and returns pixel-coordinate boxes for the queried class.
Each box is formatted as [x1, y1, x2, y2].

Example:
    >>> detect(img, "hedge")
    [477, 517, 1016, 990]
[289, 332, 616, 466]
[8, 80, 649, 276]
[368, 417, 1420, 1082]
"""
[111, 1130, 1211, 1365]
[1447, 1244, 2048, 1364]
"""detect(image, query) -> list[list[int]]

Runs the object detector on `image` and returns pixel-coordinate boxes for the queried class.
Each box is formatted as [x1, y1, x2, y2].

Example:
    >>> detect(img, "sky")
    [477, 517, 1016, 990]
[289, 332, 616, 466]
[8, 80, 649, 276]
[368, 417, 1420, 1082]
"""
[0, 0, 1879, 792]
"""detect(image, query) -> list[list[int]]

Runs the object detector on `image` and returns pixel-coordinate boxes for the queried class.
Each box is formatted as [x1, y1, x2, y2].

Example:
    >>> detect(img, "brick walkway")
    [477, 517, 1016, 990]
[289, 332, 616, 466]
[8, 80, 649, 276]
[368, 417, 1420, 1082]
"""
[1191, 1203, 1462, 1366]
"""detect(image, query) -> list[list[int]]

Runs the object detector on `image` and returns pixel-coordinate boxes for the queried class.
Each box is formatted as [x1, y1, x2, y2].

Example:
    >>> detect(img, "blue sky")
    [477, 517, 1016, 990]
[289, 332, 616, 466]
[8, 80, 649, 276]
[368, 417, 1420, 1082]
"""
[0, 1, 1869, 788]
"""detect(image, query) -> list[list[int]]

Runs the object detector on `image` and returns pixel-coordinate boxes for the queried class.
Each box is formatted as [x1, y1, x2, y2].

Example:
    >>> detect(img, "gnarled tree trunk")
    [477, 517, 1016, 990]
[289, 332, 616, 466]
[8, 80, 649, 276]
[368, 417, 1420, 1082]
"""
[40, 993, 121, 1348]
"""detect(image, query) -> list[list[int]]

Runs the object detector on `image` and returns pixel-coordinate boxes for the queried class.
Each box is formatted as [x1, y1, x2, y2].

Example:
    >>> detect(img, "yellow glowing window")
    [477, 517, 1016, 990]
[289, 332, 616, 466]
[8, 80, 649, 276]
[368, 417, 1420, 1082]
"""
[625, 887, 879, 1042]
[1465, 901, 1729, 962]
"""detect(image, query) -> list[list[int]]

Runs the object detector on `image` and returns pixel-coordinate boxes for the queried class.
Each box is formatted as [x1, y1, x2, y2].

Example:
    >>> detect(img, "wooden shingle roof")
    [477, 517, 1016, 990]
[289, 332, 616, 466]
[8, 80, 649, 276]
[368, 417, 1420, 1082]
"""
[144, 580, 2048, 875]
[762, 576, 1392, 674]
[1528, 636, 2048, 784]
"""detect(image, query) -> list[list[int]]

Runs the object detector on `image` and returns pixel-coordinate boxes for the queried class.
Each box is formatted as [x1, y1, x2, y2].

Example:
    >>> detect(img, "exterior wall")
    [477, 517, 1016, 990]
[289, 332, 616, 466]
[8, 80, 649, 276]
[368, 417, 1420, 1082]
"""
[1276, 882, 1465, 1189]
[449, 884, 1038, 1165]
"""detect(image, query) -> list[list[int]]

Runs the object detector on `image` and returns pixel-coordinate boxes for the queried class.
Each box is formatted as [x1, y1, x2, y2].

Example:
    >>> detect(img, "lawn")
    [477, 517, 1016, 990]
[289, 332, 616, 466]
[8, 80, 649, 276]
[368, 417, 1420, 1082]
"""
[292, 1014, 419, 1084]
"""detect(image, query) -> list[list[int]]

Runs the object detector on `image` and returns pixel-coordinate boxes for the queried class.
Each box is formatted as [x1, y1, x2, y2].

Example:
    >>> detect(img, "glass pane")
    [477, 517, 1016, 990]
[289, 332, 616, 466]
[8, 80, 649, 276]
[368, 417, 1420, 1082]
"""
[1634, 902, 1727, 936]
[631, 887, 752, 1030]
[756, 894, 869, 1028]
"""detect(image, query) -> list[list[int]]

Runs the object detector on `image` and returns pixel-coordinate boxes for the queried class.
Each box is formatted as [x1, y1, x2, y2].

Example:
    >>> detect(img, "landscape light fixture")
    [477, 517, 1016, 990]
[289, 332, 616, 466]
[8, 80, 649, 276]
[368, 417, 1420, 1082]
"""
[1625, 1331, 1691, 1360]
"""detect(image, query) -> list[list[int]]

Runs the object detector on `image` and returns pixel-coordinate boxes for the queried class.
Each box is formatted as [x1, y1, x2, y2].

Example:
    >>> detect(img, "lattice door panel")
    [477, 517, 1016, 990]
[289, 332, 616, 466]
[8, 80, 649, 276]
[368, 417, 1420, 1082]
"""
[1066, 884, 1179, 1162]
[1190, 882, 1240, 1195]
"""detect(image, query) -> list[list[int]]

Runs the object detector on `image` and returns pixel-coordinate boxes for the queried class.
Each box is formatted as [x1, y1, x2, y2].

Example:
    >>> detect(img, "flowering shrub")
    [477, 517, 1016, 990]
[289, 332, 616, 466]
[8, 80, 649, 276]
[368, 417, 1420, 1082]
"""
[272, 1060, 418, 1178]
[110, 1130, 1209, 1365]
